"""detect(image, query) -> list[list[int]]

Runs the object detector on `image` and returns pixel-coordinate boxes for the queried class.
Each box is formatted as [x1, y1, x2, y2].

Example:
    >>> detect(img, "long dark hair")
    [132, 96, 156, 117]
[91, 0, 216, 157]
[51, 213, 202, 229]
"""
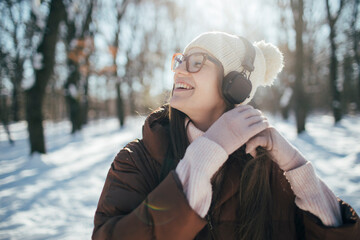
[161, 60, 273, 239]
[158, 103, 273, 240]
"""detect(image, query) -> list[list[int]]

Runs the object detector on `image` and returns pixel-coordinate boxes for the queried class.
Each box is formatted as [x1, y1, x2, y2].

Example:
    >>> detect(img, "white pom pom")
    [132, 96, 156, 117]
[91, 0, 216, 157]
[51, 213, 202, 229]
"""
[254, 41, 284, 86]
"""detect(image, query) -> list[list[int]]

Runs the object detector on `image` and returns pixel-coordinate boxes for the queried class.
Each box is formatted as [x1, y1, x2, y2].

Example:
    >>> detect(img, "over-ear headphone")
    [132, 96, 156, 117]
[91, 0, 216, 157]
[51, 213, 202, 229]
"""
[222, 36, 256, 104]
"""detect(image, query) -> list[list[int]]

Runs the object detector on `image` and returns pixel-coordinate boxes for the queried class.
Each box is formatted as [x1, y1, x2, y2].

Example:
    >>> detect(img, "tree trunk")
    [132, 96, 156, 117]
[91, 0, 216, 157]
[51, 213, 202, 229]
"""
[358, 63, 360, 111]
[82, 76, 89, 124]
[326, 0, 344, 122]
[329, 28, 342, 122]
[11, 85, 20, 122]
[0, 94, 14, 144]
[112, 1, 130, 127]
[11, 56, 24, 122]
[25, 0, 65, 154]
[129, 84, 136, 115]
[352, 0, 360, 111]
[26, 87, 46, 153]
[280, 86, 293, 120]
[116, 82, 125, 127]
[291, 0, 307, 133]
[66, 97, 82, 133]
[342, 55, 354, 113]
[64, 12, 82, 134]
[65, 62, 82, 134]
[64, 1, 93, 133]
[80, 3, 93, 125]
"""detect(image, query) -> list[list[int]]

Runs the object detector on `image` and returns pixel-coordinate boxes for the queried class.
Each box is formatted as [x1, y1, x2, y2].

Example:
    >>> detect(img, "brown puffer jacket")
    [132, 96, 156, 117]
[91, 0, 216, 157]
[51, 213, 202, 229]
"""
[92, 107, 360, 239]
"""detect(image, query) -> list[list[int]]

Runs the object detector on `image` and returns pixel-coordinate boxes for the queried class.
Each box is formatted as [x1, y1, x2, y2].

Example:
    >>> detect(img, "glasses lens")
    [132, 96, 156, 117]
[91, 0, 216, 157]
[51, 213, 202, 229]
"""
[172, 54, 183, 72]
[188, 54, 204, 73]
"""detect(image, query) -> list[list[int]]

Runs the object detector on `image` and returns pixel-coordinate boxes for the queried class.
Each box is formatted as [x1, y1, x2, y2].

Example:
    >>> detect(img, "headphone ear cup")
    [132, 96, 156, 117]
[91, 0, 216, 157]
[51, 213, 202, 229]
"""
[222, 71, 252, 104]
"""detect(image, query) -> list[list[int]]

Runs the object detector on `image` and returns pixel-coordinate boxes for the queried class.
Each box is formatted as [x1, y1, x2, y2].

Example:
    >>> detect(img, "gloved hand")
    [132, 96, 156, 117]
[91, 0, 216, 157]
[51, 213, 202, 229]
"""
[203, 105, 269, 156]
[176, 105, 269, 217]
[245, 126, 307, 171]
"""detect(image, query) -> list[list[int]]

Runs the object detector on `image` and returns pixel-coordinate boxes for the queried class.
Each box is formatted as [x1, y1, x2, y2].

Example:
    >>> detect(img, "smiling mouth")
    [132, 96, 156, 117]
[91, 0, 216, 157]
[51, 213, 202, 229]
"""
[174, 82, 194, 90]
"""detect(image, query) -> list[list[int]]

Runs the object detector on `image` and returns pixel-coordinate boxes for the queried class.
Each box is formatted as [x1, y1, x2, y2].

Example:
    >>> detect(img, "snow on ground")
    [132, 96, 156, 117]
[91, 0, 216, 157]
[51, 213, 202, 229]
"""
[0, 116, 145, 240]
[0, 113, 360, 239]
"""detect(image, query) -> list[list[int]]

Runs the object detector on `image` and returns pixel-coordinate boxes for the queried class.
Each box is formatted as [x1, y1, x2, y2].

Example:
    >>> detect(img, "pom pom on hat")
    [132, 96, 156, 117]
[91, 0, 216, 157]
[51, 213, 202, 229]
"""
[254, 40, 284, 86]
[183, 31, 284, 104]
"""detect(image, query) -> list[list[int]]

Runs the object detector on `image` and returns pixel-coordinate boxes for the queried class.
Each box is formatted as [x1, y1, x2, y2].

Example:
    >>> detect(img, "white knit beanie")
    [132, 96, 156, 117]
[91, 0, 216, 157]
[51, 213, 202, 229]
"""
[183, 31, 284, 105]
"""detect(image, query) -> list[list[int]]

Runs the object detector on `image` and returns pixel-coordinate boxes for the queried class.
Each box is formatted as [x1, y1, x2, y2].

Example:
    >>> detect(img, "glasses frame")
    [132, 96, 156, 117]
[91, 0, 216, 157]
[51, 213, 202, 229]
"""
[171, 52, 221, 73]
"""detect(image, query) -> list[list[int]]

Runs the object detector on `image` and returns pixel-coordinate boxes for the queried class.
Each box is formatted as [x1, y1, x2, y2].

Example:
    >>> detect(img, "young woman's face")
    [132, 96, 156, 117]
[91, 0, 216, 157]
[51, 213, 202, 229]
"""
[169, 48, 226, 120]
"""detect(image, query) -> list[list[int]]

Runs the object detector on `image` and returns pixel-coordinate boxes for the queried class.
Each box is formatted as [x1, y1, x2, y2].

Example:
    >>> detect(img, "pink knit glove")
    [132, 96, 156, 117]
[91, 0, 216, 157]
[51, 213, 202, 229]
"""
[246, 127, 344, 227]
[245, 126, 307, 171]
[203, 105, 269, 155]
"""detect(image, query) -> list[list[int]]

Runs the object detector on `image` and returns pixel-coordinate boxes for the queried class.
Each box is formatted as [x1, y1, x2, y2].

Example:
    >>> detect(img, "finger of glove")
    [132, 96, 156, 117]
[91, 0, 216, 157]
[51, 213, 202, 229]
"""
[225, 109, 262, 128]
[246, 134, 269, 157]
[229, 115, 265, 141]
[234, 104, 253, 113]
[246, 120, 269, 140]
[224, 105, 252, 118]
[245, 115, 267, 127]
[225, 120, 267, 156]
[237, 108, 263, 120]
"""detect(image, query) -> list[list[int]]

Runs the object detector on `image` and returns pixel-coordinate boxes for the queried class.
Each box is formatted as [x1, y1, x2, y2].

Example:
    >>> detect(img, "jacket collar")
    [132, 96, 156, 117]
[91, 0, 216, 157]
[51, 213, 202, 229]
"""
[141, 105, 170, 165]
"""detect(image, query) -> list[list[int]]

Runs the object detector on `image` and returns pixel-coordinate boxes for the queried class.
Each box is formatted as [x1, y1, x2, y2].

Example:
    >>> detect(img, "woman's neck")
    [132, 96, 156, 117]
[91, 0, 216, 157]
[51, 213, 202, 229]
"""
[188, 109, 224, 132]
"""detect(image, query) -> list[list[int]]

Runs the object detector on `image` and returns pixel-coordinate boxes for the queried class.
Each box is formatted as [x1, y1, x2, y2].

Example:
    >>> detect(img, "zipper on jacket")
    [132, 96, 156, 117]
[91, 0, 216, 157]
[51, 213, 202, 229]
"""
[206, 214, 217, 239]
[206, 214, 213, 230]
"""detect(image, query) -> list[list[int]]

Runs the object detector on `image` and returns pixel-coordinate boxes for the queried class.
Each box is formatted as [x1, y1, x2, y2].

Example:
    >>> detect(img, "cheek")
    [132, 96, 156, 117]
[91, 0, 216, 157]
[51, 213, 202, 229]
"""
[204, 73, 222, 97]
[196, 75, 223, 103]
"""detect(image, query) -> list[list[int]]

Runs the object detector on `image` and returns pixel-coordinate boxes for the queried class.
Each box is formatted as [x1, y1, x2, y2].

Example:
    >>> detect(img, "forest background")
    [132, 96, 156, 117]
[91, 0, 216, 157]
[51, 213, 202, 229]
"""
[1, 0, 359, 154]
[1, 0, 360, 239]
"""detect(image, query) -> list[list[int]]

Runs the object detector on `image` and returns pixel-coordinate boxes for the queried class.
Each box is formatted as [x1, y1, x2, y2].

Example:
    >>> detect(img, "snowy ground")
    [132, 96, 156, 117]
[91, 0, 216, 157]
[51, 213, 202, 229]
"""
[0, 113, 360, 239]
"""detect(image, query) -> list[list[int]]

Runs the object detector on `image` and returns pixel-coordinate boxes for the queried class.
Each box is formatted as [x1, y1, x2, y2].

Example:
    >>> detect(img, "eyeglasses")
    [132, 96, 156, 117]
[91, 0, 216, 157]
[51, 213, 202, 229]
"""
[171, 52, 221, 73]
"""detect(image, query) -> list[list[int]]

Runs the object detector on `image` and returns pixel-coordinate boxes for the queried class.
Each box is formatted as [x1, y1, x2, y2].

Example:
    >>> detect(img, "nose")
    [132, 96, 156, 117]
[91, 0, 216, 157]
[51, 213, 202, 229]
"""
[174, 60, 189, 75]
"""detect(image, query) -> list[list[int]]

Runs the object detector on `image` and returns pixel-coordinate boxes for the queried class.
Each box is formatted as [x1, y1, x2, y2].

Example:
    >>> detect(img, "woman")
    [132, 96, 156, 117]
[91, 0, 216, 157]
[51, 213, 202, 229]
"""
[92, 32, 360, 239]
